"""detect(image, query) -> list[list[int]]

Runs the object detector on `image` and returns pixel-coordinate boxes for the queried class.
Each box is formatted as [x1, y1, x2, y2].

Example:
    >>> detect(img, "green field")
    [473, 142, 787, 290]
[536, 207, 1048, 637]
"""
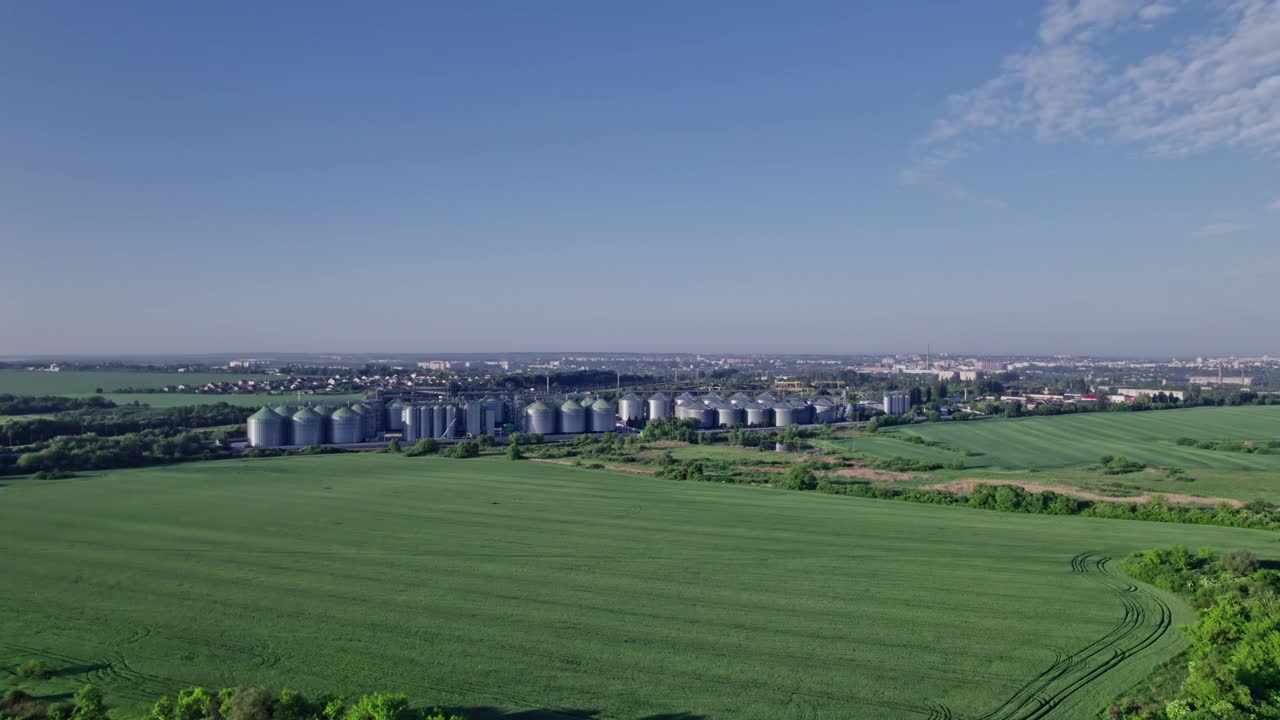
[3, 454, 1277, 719]
[0, 370, 273, 395]
[86, 392, 367, 408]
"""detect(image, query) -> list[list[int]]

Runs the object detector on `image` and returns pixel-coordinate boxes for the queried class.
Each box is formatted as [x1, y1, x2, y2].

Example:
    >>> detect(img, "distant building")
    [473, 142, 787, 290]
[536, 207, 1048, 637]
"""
[975, 360, 1006, 371]
[958, 370, 982, 382]
[1189, 375, 1254, 387]
[883, 392, 911, 415]
[1115, 388, 1187, 401]
[417, 360, 457, 371]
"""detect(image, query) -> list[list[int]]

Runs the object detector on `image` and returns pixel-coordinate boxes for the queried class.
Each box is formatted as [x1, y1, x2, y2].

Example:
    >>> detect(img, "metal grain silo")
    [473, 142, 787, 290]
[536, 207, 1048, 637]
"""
[465, 401, 485, 437]
[589, 399, 615, 432]
[790, 400, 813, 425]
[756, 393, 777, 405]
[772, 402, 796, 427]
[647, 392, 671, 420]
[811, 397, 838, 423]
[402, 405, 419, 442]
[524, 401, 557, 435]
[729, 393, 753, 407]
[675, 392, 697, 408]
[713, 402, 743, 428]
[482, 396, 505, 426]
[350, 402, 371, 441]
[559, 399, 587, 434]
[290, 407, 324, 447]
[365, 398, 385, 435]
[432, 405, 447, 438]
[272, 404, 294, 421]
[329, 406, 363, 444]
[618, 393, 645, 425]
[744, 401, 772, 427]
[685, 404, 714, 429]
[247, 406, 285, 448]
[385, 400, 405, 432]
[417, 404, 434, 440]
[442, 405, 459, 438]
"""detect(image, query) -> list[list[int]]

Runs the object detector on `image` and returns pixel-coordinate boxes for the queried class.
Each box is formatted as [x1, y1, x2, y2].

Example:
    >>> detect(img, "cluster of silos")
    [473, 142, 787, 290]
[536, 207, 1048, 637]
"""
[400, 398, 505, 443]
[247, 400, 382, 448]
[517, 397, 618, 435]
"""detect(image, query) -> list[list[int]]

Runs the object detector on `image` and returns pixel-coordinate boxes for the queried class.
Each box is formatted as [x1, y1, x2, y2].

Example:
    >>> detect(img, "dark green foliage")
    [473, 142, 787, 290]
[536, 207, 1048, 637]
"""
[640, 417, 700, 443]
[505, 435, 523, 460]
[0, 402, 245, 447]
[475, 434, 494, 447]
[16, 659, 51, 680]
[440, 441, 480, 459]
[385, 439, 400, 454]
[0, 394, 115, 415]
[404, 439, 439, 456]
[785, 464, 818, 491]
[1100, 456, 1147, 475]
[7, 430, 234, 476]
[71, 685, 106, 720]
[1113, 547, 1280, 719]
[871, 456, 944, 472]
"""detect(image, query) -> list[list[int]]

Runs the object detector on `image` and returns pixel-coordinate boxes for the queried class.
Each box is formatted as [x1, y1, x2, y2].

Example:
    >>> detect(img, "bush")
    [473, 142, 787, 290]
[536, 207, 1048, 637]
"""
[785, 465, 818, 491]
[17, 659, 52, 680]
[1221, 549, 1259, 575]
[441, 441, 480, 459]
[404, 439, 439, 456]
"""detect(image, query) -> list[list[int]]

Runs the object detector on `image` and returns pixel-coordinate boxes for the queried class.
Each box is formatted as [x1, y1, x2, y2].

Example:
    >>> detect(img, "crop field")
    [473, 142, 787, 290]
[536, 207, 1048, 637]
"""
[876, 406, 1280, 471]
[84, 392, 368, 408]
[3, 455, 1278, 719]
[0, 370, 273, 395]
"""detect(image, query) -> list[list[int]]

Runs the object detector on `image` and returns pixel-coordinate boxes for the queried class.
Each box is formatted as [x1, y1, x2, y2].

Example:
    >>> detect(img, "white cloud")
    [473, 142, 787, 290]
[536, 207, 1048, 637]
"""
[904, 0, 1280, 182]
[1266, 197, 1280, 212]
[1189, 221, 1251, 238]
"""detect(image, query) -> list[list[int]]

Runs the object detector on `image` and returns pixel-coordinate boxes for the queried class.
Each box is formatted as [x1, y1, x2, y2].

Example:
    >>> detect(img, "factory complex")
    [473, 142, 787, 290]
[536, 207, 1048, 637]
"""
[246, 391, 854, 448]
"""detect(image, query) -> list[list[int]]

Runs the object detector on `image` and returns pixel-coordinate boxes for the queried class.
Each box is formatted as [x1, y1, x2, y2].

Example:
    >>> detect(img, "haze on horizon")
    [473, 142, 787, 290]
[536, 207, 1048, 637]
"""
[2, 2, 1277, 359]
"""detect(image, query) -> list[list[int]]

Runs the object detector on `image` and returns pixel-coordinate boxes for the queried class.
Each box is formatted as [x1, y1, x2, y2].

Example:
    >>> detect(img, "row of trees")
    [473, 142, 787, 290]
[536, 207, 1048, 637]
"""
[0, 431, 232, 476]
[0, 394, 116, 415]
[0, 685, 465, 720]
[0, 403, 246, 447]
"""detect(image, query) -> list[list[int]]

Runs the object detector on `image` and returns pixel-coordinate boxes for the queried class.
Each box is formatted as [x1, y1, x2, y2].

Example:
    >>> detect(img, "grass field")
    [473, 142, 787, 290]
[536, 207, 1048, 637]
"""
[3, 455, 1278, 719]
[85, 392, 368, 408]
[0, 370, 274, 395]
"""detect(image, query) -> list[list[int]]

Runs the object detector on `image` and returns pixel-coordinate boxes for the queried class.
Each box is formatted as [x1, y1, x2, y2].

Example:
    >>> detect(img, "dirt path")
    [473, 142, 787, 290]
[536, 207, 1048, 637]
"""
[925, 478, 1244, 508]
[529, 458, 655, 476]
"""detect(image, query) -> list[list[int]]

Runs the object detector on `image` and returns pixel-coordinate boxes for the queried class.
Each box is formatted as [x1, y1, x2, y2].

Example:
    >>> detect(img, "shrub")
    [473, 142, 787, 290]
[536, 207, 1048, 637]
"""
[17, 659, 52, 680]
[442, 441, 480, 459]
[1221, 549, 1259, 575]
[221, 687, 274, 720]
[785, 465, 818, 491]
[343, 693, 409, 720]
[404, 439, 439, 456]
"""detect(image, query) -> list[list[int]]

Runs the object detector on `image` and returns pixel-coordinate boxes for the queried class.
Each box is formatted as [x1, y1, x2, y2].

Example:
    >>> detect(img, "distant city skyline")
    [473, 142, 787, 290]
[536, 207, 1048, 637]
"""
[2, 2, 1277, 357]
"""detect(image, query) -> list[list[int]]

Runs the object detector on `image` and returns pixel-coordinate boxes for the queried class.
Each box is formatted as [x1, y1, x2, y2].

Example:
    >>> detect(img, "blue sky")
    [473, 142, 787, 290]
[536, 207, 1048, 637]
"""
[2, 1, 1277, 357]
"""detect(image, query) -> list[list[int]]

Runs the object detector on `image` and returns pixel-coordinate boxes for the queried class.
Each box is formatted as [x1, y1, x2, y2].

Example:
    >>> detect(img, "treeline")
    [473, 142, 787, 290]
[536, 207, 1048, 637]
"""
[809, 479, 1280, 532]
[0, 394, 116, 415]
[0, 431, 233, 476]
[1176, 437, 1280, 455]
[493, 369, 659, 391]
[0, 403, 246, 446]
[1106, 546, 1279, 719]
[0, 684, 465, 720]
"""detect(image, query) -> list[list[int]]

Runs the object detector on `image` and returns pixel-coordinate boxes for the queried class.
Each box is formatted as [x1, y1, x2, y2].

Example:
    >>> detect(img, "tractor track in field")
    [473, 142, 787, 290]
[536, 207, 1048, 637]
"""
[972, 552, 1172, 720]
[0, 640, 187, 702]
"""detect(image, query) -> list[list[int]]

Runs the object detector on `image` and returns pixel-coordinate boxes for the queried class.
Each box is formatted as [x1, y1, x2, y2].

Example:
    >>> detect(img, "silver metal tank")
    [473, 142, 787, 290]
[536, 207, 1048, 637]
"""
[675, 392, 697, 408]
[790, 400, 813, 425]
[350, 402, 371, 441]
[247, 406, 285, 448]
[647, 392, 671, 420]
[465, 401, 484, 437]
[589, 399, 615, 432]
[290, 407, 324, 447]
[385, 400, 405, 432]
[772, 402, 796, 427]
[617, 393, 645, 425]
[432, 405, 447, 438]
[442, 405, 459, 438]
[559, 399, 587, 434]
[401, 404, 419, 442]
[811, 397, 838, 423]
[744, 401, 772, 427]
[729, 393, 753, 407]
[364, 398, 385, 435]
[524, 401, 557, 435]
[418, 404, 434, 440]
[272, 404, 294, 421]
[311, 403, 333, 443]
[329, 406, 363, 444]
[714, 403, 743, 428]
[482, 396, 505, 426]
[685, 404, 714, 429]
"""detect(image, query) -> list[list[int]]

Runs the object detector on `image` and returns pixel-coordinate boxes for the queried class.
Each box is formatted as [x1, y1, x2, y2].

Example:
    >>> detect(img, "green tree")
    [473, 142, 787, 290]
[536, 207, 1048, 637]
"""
[151, 696, 176, 720]
[342, 693, 409, 720]
[785, 464, 818, 491]
[386, 439, 400, 453]
[71, 685, 107, 720]
[176, 688, 213, 720]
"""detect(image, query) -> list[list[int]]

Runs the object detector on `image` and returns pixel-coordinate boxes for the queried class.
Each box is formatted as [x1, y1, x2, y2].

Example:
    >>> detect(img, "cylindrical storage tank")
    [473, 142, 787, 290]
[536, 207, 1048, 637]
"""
[589, 399, 615, 432]
[525, 401, 557, 435]
[683, 404, 714, 429]
[385, 400, 405, 432]
[415, 404, 432, 440]
[432, 405, 447, 438]
[329, 407, 363, 444]
[745, 402, 772, 427]
[773, 403, 796, 427]
[618, 393, 644, 425]
[465, 401, 484, 437]
[648, 393, 671, 420]
[715, 405, 743, 428]
[365, 398, 385, 435]
[482, 396, 505, 426]
[312, 404, 333, 443]
[247, 406, 285, 448]
[729, 393, 753, 407]
[290, 407, 324, 447]
[559, 399, 587, 434]
[442, 405, 458, 438]
[791, 401, 813, 425]
[675, 393, 697, 408]
[272, 404, 294, 422]
[402, 405, 419, 442]
[812, 400, 838, 423]
[350, 403, 371, 441]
